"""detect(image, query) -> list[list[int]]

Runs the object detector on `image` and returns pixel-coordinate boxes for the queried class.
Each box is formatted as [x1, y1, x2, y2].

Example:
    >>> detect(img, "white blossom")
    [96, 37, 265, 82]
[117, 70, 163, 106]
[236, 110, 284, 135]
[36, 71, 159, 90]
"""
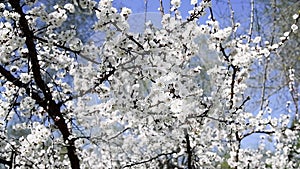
[0, 3, 5, 10]
[284, 31, 290, 37]
[171, 0, 181, 8]
[170, 99, 184, 113]
[64, 3, 75, 13]
[253, 36, 261, 43]
[69, 38, 83, 51]
[120, 7, 132, 19]
[291, 24, 298, 32]
[20, 73, 31, 83]
[0, 1, 299, 169]
[191, 0, 198, 5]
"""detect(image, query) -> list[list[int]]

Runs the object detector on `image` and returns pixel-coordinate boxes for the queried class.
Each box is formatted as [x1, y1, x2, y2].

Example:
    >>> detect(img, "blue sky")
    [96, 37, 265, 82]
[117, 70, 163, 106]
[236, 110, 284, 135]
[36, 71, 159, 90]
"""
[113, 0, 252, 25]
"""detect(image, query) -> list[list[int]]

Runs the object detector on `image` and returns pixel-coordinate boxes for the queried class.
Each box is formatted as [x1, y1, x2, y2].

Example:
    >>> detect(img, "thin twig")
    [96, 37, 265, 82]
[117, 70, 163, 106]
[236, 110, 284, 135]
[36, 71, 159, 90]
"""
[122, 151, 176, 168]
[227, 0, 236, 38]
[111, 22, 144, 50]
[270, 0, 277, 45]
[108, 128, 131, 140]
[242, 130, 275, 139]
[234, 96, 251, 112]
[34, 36, 101, 64]
[227, 0, 235, 31]
[159, 0, 164, 17]
[260, 0, 277, 110]
[184, 129, 192, 169]
[259, 56, 269, 110]
[144, 0, 148, 30]
[208, 7, 215, 21]
[247, 0, 255, 43]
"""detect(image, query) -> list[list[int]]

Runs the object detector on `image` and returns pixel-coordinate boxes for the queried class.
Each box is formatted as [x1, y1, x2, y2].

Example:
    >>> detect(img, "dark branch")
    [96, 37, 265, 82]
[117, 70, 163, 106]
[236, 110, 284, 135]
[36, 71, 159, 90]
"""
[229, 65, 238, 109]
[0, 65, 44, 104]
[185, 130, 193, 169]
[34, 36, 80, 54]
[0, 158, 12, 168]
[8, 1, 80, 168]
[234, 96, 251, 112]
[242, 130, 275, 139]
[208, 7, 215, 21]
[122, 152, 175, 168]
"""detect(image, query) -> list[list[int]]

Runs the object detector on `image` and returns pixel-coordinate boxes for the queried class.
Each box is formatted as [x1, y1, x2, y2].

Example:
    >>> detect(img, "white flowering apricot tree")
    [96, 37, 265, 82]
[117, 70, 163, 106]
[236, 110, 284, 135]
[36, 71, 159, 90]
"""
[0, 0, 299, 168]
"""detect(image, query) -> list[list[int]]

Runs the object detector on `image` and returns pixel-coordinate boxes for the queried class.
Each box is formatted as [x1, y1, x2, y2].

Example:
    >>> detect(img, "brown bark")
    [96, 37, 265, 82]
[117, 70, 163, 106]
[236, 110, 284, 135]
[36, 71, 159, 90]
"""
[6, 1, 80, 168]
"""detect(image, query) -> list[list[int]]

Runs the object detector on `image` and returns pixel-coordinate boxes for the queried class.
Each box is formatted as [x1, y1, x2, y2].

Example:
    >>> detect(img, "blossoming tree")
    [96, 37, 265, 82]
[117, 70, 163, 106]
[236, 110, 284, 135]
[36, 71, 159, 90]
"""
[0, 0, 299, 168]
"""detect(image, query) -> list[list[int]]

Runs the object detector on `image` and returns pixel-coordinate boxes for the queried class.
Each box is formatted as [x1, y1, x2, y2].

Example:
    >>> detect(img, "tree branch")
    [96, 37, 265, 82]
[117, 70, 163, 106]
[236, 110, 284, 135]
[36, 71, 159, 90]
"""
[122, 152, 175, 168]
[8, 1, 80, 168]
[0, 65, 43, 104]
[159, 0, 164, 17]
[247, 0, 255, 43]
[242, 130, 275, 139]
[229, 65, 238, 109]
[34, 36, 100, 64]
[0, 158, 12, 168]
[184, 129, 192, 169]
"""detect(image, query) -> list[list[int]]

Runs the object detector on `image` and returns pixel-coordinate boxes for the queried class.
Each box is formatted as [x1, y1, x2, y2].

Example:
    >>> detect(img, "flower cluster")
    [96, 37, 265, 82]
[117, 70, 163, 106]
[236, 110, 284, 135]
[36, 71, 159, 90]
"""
[0, 0, 299, 169]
